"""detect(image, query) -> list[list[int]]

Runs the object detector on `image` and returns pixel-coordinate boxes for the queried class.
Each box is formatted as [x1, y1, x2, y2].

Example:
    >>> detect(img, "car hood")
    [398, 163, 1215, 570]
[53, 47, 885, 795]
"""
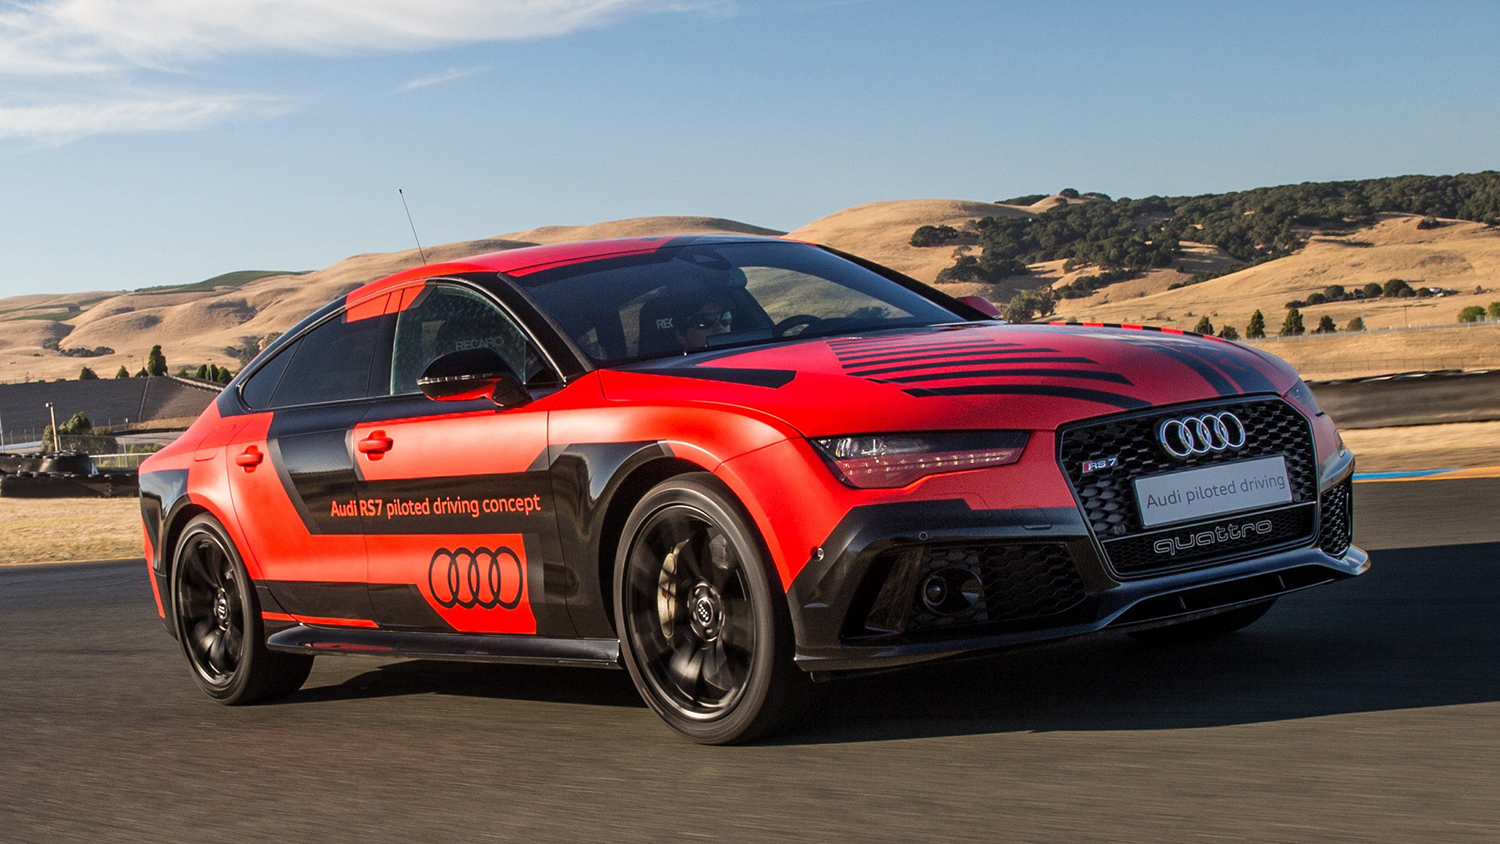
[599, 322, 1300, 437]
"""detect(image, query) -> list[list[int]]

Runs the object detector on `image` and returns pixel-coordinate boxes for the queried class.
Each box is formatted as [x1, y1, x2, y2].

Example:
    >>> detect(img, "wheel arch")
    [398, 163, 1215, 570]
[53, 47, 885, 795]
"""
[592, 454, 704, 633]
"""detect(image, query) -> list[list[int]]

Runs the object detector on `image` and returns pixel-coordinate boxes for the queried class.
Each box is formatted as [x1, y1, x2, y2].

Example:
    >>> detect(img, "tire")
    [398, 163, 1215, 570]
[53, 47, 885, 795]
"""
[614, 473, 823, 744]
[171, 514, 313, 704]
[1126, 598, 1277, 645]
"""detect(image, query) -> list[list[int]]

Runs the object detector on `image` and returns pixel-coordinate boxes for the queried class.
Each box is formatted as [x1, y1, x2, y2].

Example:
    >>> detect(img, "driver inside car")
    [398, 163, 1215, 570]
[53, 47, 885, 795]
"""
[674, 296, 733, 351]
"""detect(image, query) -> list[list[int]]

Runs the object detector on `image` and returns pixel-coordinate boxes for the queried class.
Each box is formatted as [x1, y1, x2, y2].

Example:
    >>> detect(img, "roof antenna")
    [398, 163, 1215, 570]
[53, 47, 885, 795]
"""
[398, 188, 428, 265]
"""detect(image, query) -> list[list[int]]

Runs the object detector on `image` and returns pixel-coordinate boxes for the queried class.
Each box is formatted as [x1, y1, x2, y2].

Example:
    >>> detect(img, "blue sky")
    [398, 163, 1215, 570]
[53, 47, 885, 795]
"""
[2, 0, 1498, 297]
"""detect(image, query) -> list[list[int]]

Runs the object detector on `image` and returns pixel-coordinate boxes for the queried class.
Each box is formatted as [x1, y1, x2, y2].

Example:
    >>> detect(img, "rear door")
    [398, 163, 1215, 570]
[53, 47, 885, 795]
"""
[353, 280, 573, 637]
[223, 295, 392, 628]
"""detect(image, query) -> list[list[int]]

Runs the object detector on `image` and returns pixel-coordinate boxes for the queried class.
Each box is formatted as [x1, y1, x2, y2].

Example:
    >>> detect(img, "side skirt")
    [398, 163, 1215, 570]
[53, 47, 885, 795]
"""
[265, 626, 622, 669]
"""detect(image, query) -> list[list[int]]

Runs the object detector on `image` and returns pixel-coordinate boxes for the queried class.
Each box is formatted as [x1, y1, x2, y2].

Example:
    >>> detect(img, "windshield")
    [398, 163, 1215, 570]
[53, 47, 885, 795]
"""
[513, 241, 967, 365]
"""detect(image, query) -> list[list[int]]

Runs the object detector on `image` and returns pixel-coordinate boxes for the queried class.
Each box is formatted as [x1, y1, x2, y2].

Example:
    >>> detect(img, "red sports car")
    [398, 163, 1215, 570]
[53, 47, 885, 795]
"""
[140, 235, 1366, 743]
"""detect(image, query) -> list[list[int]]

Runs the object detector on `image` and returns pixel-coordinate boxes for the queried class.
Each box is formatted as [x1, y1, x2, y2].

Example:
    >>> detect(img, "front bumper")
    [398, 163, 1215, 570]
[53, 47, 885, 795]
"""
[788, 449, 1365, 675]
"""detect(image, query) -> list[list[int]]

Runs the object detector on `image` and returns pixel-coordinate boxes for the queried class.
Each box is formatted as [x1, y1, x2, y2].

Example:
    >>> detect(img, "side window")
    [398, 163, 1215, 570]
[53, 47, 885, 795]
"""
[388, 284, 548, 396]
[240, 338, 299, 409]
[267, 310, 387, 407]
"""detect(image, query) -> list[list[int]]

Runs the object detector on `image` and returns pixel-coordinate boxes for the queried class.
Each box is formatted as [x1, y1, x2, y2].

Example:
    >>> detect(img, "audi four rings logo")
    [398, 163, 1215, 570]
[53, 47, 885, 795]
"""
[1157, 411, 1248, 459]
[429, 547, 524, 610]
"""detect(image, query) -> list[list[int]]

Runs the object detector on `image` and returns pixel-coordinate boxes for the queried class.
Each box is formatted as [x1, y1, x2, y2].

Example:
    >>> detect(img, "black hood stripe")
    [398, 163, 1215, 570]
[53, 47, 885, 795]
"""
[647, 366, 797, 388]
[835, 346, 1061, 368]
[828, 340, 1026, 359]
[878, 367, 1133, 386]
[849, 355, 1097, 378]
[1190, 344, 1278, 394]
[905, 383, 1151, 409]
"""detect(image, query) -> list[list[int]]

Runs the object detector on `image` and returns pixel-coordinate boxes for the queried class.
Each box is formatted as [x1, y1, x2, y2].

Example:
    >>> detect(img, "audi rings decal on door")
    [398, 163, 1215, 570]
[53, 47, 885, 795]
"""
[1157, 411, 1248, 459]
[428, 547, 524, 610]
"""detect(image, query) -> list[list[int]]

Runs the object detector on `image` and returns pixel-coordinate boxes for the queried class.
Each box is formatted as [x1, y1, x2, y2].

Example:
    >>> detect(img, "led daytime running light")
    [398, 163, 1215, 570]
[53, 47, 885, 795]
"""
[813, 432, 1028, 489]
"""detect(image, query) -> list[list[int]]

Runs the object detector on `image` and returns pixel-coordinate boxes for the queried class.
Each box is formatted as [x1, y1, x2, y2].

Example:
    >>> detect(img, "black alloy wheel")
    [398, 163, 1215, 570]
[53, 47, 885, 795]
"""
[615, 473, 822, 744]
[172, 514, 312, 704]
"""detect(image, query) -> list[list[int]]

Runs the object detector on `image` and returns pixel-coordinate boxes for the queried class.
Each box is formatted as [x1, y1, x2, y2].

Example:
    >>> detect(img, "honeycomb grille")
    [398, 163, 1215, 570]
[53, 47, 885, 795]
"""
[863, 542, 1087, 635]
[1318, 478, 1354, 557]
[1057, 398, 1318, 576]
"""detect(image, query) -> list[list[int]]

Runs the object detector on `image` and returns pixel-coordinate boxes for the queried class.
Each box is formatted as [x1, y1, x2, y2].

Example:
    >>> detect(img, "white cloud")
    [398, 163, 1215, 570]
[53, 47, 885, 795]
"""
[398, 66, 486, 92]
[0, 0, 722, 142]
[0, 92, 292, 143]
[0, 0, 722, 75]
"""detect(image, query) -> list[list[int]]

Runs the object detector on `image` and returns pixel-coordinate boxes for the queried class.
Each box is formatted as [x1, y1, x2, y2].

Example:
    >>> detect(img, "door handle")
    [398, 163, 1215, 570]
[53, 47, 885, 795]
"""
[235, 446, 264, 471]
[357, 431, 394, 459]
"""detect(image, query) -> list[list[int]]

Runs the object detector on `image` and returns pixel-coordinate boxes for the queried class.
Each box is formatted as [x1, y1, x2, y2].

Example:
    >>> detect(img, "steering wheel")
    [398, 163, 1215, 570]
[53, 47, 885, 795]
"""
[773, 314, 824, 337]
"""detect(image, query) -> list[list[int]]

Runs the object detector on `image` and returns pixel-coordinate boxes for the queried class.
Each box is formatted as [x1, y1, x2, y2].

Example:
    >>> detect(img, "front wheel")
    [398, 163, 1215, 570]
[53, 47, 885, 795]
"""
[172, 514, 312, 704]
[614, 473, 822, 744]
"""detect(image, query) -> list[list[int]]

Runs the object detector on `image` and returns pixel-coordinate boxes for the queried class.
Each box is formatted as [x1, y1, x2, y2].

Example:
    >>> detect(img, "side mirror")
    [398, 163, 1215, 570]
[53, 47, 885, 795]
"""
[417, 348, 532, 409]
[957, 295, 1002, 319]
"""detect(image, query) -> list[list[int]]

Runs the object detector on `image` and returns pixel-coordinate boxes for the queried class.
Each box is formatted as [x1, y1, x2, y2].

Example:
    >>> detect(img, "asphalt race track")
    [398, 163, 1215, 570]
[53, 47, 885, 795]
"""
[3, 480, 1498, 843]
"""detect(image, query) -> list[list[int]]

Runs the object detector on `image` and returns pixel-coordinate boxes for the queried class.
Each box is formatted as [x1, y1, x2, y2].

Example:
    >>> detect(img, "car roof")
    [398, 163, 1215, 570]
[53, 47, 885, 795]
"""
[345, 234, 789, 303]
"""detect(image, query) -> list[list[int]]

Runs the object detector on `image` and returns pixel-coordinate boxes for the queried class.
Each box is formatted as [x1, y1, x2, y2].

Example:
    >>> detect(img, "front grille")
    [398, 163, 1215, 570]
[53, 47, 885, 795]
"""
[1104, 503, 1314, 575]
[860, 542, 1087, 636]
[1318, 479, 1354, 557]
[1058, 397, 1318, 577]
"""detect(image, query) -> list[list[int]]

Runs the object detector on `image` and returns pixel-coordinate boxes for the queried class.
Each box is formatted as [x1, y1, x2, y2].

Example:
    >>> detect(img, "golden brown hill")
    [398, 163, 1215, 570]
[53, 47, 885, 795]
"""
[1054, 215, 1500, 332]
[789, 199, 1030, 283]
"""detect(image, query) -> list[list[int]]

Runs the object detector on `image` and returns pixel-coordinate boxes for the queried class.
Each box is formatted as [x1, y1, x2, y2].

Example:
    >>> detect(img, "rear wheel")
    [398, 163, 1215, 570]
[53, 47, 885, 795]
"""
[1126, 599, 1277, 645]
[614, 473, 822, 744]
[172, 514, 312, 704]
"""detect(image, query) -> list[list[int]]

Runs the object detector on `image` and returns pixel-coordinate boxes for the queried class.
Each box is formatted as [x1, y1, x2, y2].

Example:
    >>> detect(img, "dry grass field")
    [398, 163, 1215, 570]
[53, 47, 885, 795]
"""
[0, 498, 142, 565]
[1340, 421, 1500, 473]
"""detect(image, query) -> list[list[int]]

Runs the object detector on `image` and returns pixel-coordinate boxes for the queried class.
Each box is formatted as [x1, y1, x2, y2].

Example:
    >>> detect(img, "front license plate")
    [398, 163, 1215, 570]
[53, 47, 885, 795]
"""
[1133, 455, 1293, 528]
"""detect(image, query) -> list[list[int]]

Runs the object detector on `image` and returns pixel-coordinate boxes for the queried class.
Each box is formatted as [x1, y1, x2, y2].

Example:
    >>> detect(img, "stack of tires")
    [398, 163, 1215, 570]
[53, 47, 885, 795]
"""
[0, 452, 138, 498]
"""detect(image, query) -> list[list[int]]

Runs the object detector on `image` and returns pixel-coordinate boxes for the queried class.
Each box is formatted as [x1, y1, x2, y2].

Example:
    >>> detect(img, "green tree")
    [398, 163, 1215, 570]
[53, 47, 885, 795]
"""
[217, 367, 234, 384]
[1314, 315, 1337, 333]
[194, 363, 209, 380]
[1323, 284, 1346, 301]
[1192, 316, 1214, 334]
[1346, 316, 1365, 331]
[1488, 302, 1500, 320]
[208, 364, 221, 382]
[909, 224, 959, 247]
[114, 365, 130, 379]
[1218, 325, 1240, 341]
[1362, 282, 1383, 298]
[1279, 307, 1306, 336]
[1383, 278, 1412, 297]
[78, 366, 98, 380]
[1305, 292, 1328, 305]
[146, 344, 168, 377]
[1246, 310, 1267, 339]
[1458, 305, 1487, 322]
[135, 367, 148, 378]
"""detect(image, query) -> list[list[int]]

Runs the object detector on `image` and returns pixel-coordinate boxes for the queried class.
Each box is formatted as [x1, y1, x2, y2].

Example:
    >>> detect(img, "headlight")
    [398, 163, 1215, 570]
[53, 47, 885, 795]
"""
[1282, 378, 1324, 417]
[811, 431, 1028, 489]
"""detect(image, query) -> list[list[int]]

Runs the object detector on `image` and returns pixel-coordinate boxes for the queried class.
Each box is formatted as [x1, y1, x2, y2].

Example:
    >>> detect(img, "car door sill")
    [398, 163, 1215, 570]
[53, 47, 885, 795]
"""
[266, 625, 622, 668]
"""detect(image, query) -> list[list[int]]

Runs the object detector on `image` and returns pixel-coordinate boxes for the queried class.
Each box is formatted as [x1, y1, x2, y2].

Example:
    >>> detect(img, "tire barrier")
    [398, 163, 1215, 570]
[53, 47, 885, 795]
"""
[1312, 369, 1500, 429]
[0, 471, 139, 499]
